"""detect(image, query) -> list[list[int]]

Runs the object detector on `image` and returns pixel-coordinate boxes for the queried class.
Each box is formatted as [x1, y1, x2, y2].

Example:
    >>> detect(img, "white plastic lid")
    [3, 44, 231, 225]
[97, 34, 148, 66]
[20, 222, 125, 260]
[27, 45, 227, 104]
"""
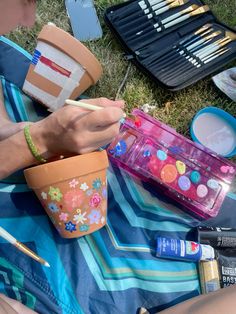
[191, 107, 236, 158]
[201, 244, 215, 261]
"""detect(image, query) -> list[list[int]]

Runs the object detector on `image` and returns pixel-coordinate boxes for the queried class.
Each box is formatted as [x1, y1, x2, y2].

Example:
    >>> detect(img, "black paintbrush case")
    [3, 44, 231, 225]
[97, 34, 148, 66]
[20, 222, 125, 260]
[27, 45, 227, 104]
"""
[104, 0, 236, 91]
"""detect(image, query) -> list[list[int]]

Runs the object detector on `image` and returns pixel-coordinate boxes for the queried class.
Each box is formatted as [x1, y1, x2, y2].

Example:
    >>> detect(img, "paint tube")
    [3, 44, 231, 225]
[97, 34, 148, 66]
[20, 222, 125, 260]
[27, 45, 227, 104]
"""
[198, 226, 236, 248]
[216, 249, 236, 288]
[156, 237, 215, 262]
[199, 260, 220, 294]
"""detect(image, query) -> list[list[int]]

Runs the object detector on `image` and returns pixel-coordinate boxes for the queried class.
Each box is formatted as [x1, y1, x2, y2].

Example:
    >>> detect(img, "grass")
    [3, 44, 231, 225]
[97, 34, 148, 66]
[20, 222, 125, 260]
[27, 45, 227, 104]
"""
[8, 0, 236, 160]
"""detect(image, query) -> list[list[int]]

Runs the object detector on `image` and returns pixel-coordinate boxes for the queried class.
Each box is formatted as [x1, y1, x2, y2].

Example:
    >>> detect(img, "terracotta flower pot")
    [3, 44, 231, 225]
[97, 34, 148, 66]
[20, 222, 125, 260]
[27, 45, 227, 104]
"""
[23, 23, 103, 112]
[24, 151, 109, 238]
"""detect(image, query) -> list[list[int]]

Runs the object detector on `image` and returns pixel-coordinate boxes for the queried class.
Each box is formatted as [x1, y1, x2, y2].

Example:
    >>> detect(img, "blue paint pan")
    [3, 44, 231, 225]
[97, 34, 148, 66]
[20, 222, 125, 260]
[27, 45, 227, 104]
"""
[190, 107, 236, 158]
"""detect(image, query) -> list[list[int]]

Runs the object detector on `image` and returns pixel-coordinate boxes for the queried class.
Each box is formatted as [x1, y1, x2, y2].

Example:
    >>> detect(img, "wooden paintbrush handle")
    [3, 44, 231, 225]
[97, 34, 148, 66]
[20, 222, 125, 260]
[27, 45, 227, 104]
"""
[161, 11, 182, 24]
[156, 13, 189, 32]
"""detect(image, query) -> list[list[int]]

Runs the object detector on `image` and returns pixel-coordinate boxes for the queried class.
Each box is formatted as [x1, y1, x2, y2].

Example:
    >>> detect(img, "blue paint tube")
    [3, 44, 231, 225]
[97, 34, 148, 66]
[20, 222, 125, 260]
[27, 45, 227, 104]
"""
[156, 237, 215, 262]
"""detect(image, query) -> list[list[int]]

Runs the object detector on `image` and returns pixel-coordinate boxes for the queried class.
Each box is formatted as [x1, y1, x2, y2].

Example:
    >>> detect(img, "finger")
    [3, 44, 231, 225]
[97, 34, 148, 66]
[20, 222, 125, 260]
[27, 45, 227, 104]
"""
[76, 123, 120, 154]
[0, 295, 18, 314]
[82, 97, 125, 109]
[82, 107, 124, 130]
[0, 294, 37, 314]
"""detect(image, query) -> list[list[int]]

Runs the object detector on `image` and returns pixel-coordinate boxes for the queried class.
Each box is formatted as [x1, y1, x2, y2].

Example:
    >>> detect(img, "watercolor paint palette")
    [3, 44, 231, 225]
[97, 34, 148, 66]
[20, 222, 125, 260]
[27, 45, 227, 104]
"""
[107, 109, 236, 219]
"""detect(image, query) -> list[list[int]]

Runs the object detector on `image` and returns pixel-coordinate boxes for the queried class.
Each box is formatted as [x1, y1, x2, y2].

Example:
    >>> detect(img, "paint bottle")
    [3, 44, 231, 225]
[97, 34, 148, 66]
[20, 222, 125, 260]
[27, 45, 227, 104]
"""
[156, 237, 215, 262]
[216, 248, 236, 288]
[199, 260, 220, 294]
[198, 226, 236, 248]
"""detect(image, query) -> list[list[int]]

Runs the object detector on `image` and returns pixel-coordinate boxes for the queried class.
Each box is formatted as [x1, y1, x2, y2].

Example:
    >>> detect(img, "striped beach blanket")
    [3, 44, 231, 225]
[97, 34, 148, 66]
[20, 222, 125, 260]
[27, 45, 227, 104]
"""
[0, 35, 235, 314]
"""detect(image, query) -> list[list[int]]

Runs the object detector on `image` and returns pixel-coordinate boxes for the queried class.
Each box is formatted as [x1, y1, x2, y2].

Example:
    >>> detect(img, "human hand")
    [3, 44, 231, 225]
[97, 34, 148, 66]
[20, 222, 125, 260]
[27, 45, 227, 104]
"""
[0, 293, 38, 314]
[31, 97, 125, 159]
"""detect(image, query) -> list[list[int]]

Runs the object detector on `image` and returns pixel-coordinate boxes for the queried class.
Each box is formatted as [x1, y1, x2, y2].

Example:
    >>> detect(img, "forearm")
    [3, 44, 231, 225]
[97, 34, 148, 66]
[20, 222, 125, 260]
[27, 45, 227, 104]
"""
[0, 121, 52, 179]
[0, 98, 124, 179]
[159, 285, 236, 314]
[0, 81, 9, 121]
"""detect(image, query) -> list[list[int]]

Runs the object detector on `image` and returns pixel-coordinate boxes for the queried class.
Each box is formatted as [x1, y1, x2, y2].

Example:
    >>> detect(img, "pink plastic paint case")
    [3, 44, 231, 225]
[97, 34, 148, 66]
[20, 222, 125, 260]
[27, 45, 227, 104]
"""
[107, 109, 236, 220]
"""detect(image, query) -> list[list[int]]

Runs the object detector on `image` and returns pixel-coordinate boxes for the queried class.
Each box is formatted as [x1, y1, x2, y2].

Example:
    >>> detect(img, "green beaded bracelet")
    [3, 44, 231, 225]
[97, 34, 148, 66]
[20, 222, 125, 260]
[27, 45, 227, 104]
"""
[24, 125, 47, 163]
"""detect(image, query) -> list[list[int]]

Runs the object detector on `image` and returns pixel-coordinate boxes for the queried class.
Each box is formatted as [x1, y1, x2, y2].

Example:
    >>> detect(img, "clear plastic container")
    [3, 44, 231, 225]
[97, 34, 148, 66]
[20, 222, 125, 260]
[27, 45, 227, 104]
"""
[107, 109, 235, 219]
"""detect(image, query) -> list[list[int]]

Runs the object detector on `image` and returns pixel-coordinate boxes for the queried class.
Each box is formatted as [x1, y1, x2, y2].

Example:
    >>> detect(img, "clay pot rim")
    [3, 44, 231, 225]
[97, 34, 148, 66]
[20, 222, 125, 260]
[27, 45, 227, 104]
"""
[24, 150, 109, 189]
[38, 24, 103, 84]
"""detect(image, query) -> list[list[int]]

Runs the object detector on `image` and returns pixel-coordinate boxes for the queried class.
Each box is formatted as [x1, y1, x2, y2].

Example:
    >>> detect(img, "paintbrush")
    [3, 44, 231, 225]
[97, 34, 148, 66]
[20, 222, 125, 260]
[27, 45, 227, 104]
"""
[159, 3, 198, 25]
[190, 37, 232, 61]
[139, 308, 150, 314]
[179, 30, 221, 55]
[151, 0, 177, 12]
[177, 23, 212, 46]
[114, 0, 165, 20]
[178, 28, 214, 49]
[124, 0, 188, 40]
[160, 35, 226, 79]
[153, 36, 213, 72]
[65, 99, 127, 118]
[0, 226, 50, 267]
[167, 48, 231, 85]
[154, 0, 188, 16]
[150, 29, 217, 69]
[143, 24, 212, 67]
[116, 0, 163, 25]
[192, 47, 230, 67]
[202, 47, 230, 64]
[156, 5, 210, 32]
[191, 44, 228, 66]
[166, 45, 231, 82]
[119, 0, 176, 31]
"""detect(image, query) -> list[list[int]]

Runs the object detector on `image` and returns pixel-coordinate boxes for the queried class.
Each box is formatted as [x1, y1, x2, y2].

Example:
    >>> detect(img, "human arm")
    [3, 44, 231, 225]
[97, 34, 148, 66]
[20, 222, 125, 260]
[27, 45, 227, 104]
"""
[156, 284, 236, 314]
[0, 81, 28, 140]
[0, 97, 124, 179]
[0, 293, 37, 314]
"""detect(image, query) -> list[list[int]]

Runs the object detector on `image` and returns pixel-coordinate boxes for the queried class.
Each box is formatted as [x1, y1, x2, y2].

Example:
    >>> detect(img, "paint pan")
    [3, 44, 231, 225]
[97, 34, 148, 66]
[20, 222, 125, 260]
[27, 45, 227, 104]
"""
[191, 107, 236, 157]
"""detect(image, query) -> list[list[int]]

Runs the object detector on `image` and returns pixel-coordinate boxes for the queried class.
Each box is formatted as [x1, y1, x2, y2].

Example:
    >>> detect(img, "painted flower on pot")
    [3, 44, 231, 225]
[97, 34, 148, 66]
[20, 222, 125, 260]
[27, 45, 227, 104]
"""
[79, 225, 89, 232]
[59, 212, 68, 222]
[41, 191, 47, 200]
[92, 178, 102, 190]
[48, 202, 59, 213]
[64, 189, 84, 211]
[69, 179, 79, 188]
[89, 192, 102, 208]
[65, 221, 76, 233]
[80, 182, 89, 191]
[73, 212, 87, 224]
[102, 187, 107, 199]
[48, 186, 63, 202]
[86, 189, 93, 196]
[101, 216, 106, 225]
[88, 209, 101, 224]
